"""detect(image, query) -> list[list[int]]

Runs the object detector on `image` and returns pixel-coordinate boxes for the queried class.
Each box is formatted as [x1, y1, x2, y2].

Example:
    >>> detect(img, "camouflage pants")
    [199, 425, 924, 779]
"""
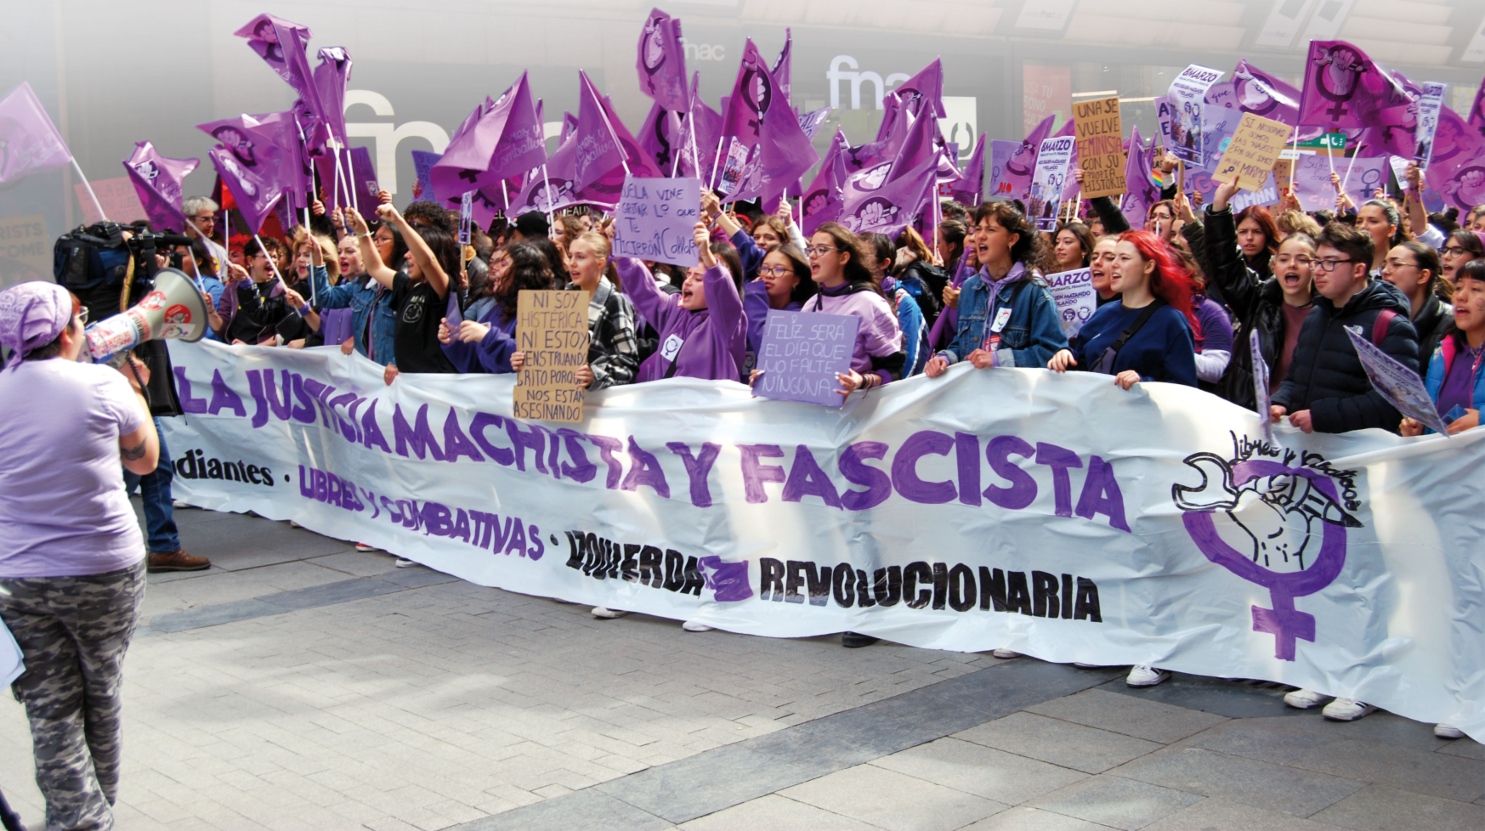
[0, 560, 145, 831]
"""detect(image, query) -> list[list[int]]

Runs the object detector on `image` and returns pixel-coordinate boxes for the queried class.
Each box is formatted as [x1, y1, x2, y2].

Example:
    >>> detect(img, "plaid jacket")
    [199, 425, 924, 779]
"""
[568, 277, 638, 388]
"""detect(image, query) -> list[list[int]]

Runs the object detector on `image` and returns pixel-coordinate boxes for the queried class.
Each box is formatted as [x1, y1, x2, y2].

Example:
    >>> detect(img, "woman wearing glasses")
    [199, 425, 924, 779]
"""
[923, 201, 1068, 381]
[804, 223, 905, 398]
[1438, 229, 1484, 288]
[743, 242, 815, 372]
[1203, 181, 1317, 408]
[1379, 241, 1453, 365]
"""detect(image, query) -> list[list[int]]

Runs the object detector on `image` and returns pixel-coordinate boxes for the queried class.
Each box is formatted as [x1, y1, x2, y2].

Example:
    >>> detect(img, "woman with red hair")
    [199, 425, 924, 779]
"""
[1049, 230, 1199, 390]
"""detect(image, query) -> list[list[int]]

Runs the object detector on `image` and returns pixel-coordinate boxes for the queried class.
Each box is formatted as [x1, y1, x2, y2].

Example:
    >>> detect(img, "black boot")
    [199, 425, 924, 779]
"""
[841, 631, 879, 648]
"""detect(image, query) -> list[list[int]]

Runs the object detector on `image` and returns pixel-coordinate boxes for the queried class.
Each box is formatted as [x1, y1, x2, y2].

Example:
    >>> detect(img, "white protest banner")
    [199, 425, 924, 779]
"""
[1044, 268, 1095, 338]
[1029, 135, 1075, 231]
[1344, 328, 1449, 435]
[1415, 83, 1446, 168]
[614, 176, 701, 267]
[161, 341, 1485, 742]
[1167, 65, 1223, 165]
[1250, 329, 1273, 444]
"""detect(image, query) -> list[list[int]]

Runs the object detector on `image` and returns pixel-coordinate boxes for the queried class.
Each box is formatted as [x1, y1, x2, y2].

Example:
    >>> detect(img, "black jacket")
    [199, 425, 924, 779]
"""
[1273, 279, 1419, 434]
[1204, 205, 1312, 408]
[1411, 291, 1454, 369]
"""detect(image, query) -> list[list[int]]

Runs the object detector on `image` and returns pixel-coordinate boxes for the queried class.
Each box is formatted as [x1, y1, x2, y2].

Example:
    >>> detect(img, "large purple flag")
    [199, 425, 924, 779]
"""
[720, 39, 777, 157]
[571, 70, 628, 193]
[801, 139, 847, 235]
[197, 110, 312, 210]
[312, 47, 353, 145]
[638, 102, 685, 176]
[124, 142, 197, 233]
[636, 8, 688, 113]
[846, 103, 911, 174]
[209, 145, 280, 233]
[0, 82, 72, 185]
[1426, 106, 1485, 212]
[948, 133, 985, 206]
[1470, 78, 1485, 139]
[839, 154, 936, 238]
[683, 73, 724, 182]
[1119, 127, 1161, 229]
[887, 109, 941, 186]
[1232, 59, 1301, 131]
[432, 74, 545, 222]
[234, 15, 320, 116]
[773, 29, 792, 104]
[891, 58, 946, 120]
[728, 48, 818, 206]
[1297, 40, 1415, 138]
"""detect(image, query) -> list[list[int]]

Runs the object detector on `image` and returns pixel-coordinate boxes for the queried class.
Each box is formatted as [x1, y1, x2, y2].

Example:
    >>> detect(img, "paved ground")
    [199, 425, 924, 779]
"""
[1, 505, 1481, 831]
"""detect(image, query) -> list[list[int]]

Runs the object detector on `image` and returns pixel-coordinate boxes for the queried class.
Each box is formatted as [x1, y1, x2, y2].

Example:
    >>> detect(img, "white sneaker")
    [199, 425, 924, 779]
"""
[1284, 688, 1330, 709]
[1126, 665, 1170, 687]
[591, 607, 629, 619]
[355, 542, 378, 552]
[1322, 698, 1377, 721]
[991, 648, 1021, 659]
[681, 619, 713, 632]
[1434, 723, 1465, 739]
[289, 520, 301, 528]
[394, 558, 417, 568]
[172, 499, 190, 509]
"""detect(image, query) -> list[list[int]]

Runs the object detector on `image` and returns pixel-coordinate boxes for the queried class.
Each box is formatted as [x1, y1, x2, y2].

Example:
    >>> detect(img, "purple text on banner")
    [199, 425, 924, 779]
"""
[613, 176, 701, 267]
[755, 309, 859, 408]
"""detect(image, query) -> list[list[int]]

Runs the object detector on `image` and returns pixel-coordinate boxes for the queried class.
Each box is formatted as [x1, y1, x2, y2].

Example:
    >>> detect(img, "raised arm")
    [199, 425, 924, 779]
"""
[347, 207, 397, 288]
[377, 204, 448, 299]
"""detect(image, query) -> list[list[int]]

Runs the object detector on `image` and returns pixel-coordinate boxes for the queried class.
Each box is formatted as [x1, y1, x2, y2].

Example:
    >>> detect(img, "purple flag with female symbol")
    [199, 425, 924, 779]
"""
[197, 110, 312, 209]
[124, 142, 197, 233]
[1297, 40, 1416, 143]
[0, 82, 73, 185]
[209, 145, 280, 233]
[720, 39, 777, 157]
[636, 8, 688, 114]
[638, 102, 685, 177]
[1232, 59, 1302, 134]
[1426, 106, 1485, 212]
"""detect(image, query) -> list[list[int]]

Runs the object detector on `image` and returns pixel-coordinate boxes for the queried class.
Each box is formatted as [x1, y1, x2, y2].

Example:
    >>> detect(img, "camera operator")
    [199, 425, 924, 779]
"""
[0, 282, 157, 831]
[60, 220, 211, 573]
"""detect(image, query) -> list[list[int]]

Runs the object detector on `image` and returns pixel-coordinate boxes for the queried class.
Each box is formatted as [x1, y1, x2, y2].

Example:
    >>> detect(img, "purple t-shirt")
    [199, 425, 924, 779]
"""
[0, 360, 146, 577]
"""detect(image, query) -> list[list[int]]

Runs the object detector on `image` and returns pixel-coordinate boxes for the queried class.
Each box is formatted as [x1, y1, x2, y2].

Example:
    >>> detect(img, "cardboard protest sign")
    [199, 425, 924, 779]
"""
[1344, 328, 1449, 435]
[1415, 83, 1446, 168]
[1250, 329, 1274, 443]
[1072, 95, 1125, 198]
[754, 309, 858, 407]
[514, 290, 590, 423]
[1028, 135, 1075, 231]
[1167, 65, 1223, 164]
[614, 176, 701, 267]
[1045, 268, 1096, 338]
[1213, 113, 1292, 191]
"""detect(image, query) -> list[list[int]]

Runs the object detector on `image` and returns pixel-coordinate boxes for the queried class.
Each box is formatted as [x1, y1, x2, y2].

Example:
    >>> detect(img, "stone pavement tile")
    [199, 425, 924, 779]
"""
[142, 559, 368, 618]
[1101, 675, 1301, 720]
[1108, 746, 1365, 817]
[872, 737, 1088, 805]
[1026, 688, 1230, 744]
[1026, 776, 1204, 830]
[308, 549, 402, 577]
[1439, 739, 1485, 761]
[1140, 797, 1346, 831]
[456, 788, 672, 831]
[959, 807, 1114, 830]
[779, 763, 1007, 831]
[955, 712, 1164, 773]
[677, 794, 881, 830]
[1186, 718, 1485, 803]
[1309, 784, 1485, 831]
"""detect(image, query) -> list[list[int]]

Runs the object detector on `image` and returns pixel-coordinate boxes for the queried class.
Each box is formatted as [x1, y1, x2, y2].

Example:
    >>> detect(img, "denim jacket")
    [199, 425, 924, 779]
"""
[309, 268, 397, 365]
[939, 262, 1069, 368]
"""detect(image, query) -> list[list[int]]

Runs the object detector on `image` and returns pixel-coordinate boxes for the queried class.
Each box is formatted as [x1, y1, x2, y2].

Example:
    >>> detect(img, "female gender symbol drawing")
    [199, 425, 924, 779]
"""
[1173, 453, 1360, 661]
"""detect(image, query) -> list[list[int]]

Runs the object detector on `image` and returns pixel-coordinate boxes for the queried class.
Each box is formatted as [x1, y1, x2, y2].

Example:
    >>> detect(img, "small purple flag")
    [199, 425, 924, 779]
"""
[636, 8, 689, 114]
[728, 53, 819, 206]
[773, 29, 792, 105]
[1120, 127, 1162, 229]
[433, 73, 545, 223]
[234, 15, 321, 120]
[123, 142, 198, 233]
[1233, 59, 1302, 135]
[948, 133, 985, 206]
[683, 73, 724, 181]
[890, 58, 946, 119]
[996, 114, 1056, 204]
[209, 145, 280, 234]
[197, 110, 312, 210]
[801, 131, 847, 235]
[312, 47, 353, 145]
[0, 82, 73, 185]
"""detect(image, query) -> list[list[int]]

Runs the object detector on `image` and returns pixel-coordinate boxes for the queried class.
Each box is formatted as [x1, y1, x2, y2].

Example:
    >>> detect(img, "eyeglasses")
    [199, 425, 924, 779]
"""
[806, 246, 840, 257]
[1314, 258, 1354, 272]
[1274, 255, 1314, 267]
[191, 214, 216, 225]
[77, 307, 89, 325]
[758, 265, 794, 277]
[1383, 258, 1418, 270]
[1443, 246, 1469, 256]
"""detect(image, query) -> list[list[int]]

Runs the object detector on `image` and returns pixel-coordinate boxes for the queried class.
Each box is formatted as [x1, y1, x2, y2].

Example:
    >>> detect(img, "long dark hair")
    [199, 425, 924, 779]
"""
[374, 222, 409, 274]
[814, 221, 884, 298]
[527, 237, 568, 288]
[770, 243, 817, 305]
[974, 200, 1045, 270]
[500, 243, 555, 320]
[414, 226, 464, 287]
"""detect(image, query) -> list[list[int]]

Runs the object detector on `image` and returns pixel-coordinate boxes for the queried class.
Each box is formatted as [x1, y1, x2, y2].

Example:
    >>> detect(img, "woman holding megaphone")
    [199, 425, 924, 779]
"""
[0, 282, 160, 831]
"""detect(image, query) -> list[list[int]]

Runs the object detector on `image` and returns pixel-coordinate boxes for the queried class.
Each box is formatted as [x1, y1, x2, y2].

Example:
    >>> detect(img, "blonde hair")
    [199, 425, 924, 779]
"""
[295, 235, 341, 285]
[569, 231, 619, 289]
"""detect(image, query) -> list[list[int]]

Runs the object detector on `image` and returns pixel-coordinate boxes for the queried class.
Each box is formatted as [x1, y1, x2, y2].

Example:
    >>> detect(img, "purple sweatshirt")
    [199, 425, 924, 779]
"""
[807, 283, 904, 380]
[618, 258, 747, 383]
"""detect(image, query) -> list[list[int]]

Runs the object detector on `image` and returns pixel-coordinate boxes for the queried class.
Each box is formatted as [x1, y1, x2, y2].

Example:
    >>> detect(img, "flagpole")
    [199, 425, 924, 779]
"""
[541, 163, 555, 228]
[708, 137, 725, 191]
[302, 206, 317, 306]
[71, 159, 107, 222]
[254, 232, 294, 299]
[592, 96, 632, 178]
[1341, 140, 1366, 193]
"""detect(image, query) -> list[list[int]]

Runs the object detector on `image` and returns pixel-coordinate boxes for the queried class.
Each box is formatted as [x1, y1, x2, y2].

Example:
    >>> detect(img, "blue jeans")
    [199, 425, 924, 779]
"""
[123, 417, 180, 554]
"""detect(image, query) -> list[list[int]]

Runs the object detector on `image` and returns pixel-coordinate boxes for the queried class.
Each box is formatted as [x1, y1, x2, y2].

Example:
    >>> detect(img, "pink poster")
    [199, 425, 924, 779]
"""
[75, 175, 146, 225]
[1023, 64, 1071, 136]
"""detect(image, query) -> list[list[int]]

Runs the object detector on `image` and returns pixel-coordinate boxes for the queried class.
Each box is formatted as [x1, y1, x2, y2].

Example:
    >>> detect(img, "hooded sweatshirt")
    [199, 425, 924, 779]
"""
[618, 258, 746, 383]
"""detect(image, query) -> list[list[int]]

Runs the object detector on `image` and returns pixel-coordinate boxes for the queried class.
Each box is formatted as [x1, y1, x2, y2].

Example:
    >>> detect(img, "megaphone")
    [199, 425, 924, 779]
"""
[85, 268, 210, 363]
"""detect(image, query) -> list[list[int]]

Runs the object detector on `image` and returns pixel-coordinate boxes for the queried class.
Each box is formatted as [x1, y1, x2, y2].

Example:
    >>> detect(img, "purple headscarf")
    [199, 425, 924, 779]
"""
[0, 282, 74, 369]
